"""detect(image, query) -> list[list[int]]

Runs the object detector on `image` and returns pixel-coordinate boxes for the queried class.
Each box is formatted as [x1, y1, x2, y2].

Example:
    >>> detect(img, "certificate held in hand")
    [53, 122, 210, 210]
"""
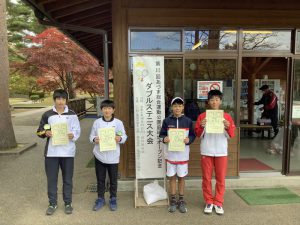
[206, 110, 224, 133]
[51, 122, 69, 146]
[98, 127, 116, 152]
[168, 129, 186, 152]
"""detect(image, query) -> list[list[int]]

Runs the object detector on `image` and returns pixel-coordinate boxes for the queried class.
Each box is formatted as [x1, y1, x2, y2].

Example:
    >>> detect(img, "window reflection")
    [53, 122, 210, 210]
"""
[297, 31, 300, 52]
[242, 30, 291, 51]
[184, 30, 237, 50]
[130, 31, 181, 52]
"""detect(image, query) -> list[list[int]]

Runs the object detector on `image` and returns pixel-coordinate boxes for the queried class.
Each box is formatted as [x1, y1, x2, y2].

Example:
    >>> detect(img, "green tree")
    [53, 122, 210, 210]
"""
[6, 0, 44, 61]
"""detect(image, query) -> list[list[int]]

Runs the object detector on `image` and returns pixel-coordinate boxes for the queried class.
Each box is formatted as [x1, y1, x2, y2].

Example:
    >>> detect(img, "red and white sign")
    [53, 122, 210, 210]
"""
[197, 81, 223, 100]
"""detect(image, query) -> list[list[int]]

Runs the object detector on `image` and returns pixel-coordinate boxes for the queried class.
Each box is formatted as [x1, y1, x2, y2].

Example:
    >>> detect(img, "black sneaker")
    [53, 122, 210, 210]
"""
[64, 204, 73, 214]
[168, 199, 177, 213]
[46, 204, 57, 216]
[178, 200, 187, 213]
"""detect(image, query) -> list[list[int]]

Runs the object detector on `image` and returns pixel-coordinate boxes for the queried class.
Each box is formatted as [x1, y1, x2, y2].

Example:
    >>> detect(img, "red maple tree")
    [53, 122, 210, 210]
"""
[19, 28, 105, 98]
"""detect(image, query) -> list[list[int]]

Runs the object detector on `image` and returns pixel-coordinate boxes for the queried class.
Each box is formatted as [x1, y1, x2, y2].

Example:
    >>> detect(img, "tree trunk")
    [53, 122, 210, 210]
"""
[0, 0, 17, 149]
[66, 72, 76, 99]
[208, 30, 220, 49]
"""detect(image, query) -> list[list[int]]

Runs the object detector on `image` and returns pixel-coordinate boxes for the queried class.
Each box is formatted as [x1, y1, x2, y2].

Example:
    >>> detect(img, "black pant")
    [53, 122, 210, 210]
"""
[45, 157, 74, 205]
[263, 110, 278, 134]
[95, 157, 118, 199]
[291, 125, 299, 147]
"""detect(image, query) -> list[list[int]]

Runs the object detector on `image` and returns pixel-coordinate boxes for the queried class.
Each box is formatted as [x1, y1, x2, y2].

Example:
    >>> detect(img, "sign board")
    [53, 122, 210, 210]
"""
[292, 105, 300, 119]
[133, 56, 165, 179]
[197, 81, 223, 100]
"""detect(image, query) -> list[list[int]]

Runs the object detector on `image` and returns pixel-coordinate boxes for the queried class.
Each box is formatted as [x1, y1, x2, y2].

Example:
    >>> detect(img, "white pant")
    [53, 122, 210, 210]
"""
[166, 162, 188, 177]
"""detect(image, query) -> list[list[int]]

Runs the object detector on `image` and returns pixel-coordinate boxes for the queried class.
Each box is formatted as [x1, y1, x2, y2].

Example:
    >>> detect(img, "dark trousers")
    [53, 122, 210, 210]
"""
[45, 157, 74, 205]
[291, 125, 299, 147]
[95, 157, 118, 199]
[263, 110, 278, 134]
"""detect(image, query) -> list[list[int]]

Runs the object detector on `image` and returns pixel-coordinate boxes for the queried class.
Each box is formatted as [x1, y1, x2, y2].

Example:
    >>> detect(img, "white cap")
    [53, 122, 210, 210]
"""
[171, 97, 184, 105]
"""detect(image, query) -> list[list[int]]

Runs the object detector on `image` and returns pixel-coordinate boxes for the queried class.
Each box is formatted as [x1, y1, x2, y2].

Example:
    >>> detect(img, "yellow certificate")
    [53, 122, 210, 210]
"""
[51, 122, 69, 146]
[168, 129, 186, 152]
[206, 110, 224, 133]
[98, 127, 116, 151]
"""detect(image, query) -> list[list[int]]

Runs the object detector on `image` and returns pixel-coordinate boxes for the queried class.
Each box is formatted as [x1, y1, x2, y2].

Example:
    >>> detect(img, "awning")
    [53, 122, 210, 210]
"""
[23, 0, 112, 66]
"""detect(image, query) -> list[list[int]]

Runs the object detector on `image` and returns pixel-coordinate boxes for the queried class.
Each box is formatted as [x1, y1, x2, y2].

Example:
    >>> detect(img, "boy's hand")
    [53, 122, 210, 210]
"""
[68, 133, 74, 140]
[94, 137, 100, 144]
[184, 137, 189, 144]
[163, 137, 170, 143]
[45, 130, 52, 137]
[223, 120, 230, 129]
[200, 119, 207, 127]
[115, 136, 122, 143]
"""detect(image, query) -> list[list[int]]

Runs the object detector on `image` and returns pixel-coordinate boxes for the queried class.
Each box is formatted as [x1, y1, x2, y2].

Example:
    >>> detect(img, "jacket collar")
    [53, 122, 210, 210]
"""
[52, 105, 68, 114]
[170, 114, 184, 119]
[102, 115, 114, 122]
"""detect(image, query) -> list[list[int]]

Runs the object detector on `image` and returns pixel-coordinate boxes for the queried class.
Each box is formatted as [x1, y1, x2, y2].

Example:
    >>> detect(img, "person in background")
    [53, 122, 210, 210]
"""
[254, 85, 279, 137]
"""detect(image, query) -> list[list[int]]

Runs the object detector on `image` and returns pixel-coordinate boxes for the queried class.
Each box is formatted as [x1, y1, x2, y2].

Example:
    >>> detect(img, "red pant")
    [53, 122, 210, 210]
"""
[201, 155, 228, 206]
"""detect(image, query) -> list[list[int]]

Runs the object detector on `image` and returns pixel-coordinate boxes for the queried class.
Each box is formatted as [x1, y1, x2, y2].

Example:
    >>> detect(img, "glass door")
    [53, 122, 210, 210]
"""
[183, 58, 237, 121]
[289, 59, 300, 172]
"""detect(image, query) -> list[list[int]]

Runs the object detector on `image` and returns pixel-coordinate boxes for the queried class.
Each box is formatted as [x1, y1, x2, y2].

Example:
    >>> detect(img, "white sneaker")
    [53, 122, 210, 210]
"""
[203, 204, 213, 214]
[214, 205, 224, 215]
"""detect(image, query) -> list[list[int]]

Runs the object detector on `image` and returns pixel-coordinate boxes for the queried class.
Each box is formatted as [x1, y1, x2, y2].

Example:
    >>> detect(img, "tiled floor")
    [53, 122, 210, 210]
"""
[240, 135, 300, 172]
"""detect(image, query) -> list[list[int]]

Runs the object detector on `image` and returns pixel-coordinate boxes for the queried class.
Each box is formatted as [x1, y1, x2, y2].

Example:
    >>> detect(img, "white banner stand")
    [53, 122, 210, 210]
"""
[132, 56, 168, 208]
[134, 178, 168, 208]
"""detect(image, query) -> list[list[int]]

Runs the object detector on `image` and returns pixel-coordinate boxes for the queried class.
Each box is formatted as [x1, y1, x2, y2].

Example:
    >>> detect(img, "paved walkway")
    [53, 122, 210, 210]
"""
[0, 109, 300, 225]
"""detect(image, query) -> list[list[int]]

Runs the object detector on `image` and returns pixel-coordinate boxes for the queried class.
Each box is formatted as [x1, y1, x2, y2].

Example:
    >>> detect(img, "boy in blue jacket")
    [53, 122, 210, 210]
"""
[159, 97, 195, 213]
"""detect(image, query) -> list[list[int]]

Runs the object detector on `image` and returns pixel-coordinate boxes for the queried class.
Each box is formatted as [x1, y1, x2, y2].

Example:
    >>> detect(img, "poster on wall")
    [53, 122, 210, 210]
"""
[292, 105, 300, 119]
[133, 56, 165, 179]
[197, 81, 223, 100]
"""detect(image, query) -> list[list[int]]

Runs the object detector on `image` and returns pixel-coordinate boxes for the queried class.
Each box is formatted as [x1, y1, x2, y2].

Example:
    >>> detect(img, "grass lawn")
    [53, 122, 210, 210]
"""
[9, 98, 29, 105]
[10, 93, 90, 108]
[10, 96, 54, 108]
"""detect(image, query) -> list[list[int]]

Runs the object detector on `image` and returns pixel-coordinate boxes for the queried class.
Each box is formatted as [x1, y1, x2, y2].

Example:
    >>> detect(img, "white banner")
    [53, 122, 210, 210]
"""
[133, 56, 165, 179]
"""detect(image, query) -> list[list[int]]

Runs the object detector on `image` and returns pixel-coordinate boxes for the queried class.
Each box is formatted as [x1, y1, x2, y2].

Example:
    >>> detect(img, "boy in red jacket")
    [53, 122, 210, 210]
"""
[194, 90, 235, 215]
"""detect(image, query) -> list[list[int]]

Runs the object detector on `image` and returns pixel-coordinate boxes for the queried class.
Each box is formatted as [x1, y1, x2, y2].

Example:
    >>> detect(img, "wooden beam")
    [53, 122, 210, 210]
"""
[68, 15, 111, 27]
[254, 57, 272, 74]
[77, 36, 104, 44]
[44, 0, 90, 13]
[51, 0, 111, 19]
[242, 63, 250, 74]
[124, 0, 300, 10]
[76, 19, 111, 28]
[58, 8, 110, 23]
[127, 8, 300, 28]
[70, 26, 111, 38]
[75, 33, 100, 41]
[35, 0, 56, 4]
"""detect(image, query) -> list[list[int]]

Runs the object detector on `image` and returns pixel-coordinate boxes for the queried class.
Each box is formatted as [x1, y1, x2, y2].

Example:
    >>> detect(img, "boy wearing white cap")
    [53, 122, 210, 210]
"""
[159, 97, 195, 213]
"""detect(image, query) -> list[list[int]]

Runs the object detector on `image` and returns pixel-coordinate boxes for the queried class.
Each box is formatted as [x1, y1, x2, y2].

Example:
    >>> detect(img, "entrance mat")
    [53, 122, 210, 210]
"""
[234, 188, 300, 205]
[239, 158, 273, 171]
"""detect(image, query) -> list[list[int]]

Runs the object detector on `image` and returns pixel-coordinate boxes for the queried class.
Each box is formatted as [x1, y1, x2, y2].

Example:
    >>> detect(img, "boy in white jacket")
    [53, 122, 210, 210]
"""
[37, 89, 81, 216]
[89, 100, 127, 211]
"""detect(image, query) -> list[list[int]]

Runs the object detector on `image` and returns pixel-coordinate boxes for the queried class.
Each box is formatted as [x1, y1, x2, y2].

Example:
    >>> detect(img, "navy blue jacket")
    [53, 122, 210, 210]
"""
[159, 115, 196, 145]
